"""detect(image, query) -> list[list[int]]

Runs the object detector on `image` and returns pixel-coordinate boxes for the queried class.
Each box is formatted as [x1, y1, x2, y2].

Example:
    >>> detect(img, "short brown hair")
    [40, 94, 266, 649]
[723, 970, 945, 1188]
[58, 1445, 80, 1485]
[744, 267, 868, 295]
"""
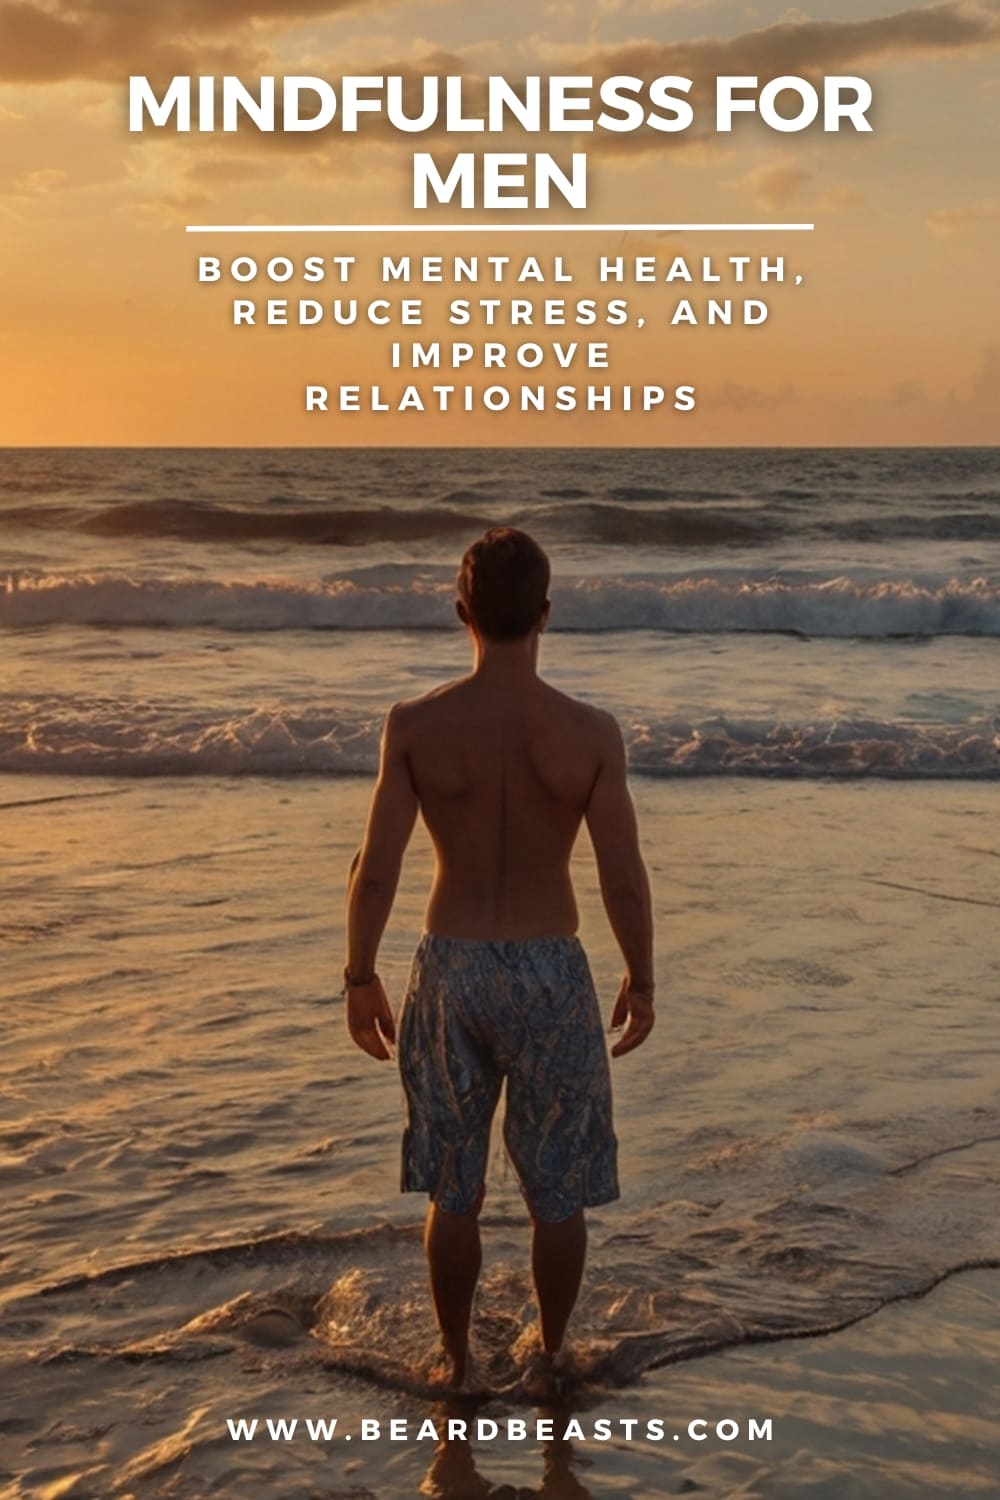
[457, 528, 551, 642]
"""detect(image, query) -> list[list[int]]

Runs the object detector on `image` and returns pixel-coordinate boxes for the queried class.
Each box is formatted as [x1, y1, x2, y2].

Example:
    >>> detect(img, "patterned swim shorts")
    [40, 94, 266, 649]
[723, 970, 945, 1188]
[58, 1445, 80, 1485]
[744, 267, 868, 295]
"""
[398, 933, 619, 1223]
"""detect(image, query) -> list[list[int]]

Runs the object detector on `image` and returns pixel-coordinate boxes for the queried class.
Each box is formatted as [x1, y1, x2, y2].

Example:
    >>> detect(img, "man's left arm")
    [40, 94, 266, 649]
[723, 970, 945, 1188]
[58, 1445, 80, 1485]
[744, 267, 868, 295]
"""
[344, 704, 419, 1060]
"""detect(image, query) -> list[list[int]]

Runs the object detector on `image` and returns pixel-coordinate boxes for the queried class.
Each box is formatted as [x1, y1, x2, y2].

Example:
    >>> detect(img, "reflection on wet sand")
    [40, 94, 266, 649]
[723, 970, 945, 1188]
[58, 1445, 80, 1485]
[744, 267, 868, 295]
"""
[421, 1403, 593, 1500]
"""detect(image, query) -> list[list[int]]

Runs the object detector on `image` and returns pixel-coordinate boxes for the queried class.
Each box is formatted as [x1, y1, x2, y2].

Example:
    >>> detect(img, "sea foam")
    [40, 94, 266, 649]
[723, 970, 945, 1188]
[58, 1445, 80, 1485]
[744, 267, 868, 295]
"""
[5, 570, 1000, 638]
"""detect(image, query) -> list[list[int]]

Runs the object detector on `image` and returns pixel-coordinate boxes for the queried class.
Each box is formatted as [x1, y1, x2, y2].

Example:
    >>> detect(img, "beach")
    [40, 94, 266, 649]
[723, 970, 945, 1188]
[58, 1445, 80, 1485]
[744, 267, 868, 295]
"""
[3, 772, 999, 1497]
[2, 444, 999, 1496]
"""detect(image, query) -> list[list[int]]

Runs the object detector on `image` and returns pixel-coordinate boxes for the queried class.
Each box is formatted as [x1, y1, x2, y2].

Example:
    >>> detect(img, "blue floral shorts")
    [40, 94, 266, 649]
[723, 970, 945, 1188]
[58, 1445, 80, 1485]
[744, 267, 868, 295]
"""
[398, 933, 619, 1223]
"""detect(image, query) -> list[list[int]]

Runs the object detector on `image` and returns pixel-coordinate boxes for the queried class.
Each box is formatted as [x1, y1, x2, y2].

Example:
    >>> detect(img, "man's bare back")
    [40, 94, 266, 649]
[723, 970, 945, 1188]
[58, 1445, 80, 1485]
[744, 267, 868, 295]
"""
[394, 673, 617, 940]
[342, 527, 655, 1392]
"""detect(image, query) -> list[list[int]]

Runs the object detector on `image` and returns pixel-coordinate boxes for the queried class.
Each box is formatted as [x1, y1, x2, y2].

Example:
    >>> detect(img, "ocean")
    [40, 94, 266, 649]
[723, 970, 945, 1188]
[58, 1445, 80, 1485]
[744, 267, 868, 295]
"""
[2, 446, 999, 1498]
[2, 445, 999, 779]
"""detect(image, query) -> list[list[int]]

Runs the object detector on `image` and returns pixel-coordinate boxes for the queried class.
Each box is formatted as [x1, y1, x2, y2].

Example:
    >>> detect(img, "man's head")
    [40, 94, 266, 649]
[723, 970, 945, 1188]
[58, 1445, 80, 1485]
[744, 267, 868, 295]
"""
[456, 528, 551, 642]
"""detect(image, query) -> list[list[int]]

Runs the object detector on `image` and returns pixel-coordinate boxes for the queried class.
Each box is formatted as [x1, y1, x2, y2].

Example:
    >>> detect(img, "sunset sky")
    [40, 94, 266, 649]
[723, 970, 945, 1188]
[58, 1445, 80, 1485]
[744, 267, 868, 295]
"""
[1, 0, 998, 445]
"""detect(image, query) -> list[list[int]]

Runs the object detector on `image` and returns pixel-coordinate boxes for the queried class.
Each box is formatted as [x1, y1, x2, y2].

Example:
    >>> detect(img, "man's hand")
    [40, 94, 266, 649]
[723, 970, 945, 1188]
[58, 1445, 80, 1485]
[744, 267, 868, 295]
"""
[346, 977, 397, 1061]
[609, 978, 655, 1058]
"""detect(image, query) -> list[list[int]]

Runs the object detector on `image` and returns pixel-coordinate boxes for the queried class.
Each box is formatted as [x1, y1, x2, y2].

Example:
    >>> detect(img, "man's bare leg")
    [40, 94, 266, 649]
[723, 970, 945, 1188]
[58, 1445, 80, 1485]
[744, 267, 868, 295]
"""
[531, 1209, 586, 1356]
[424, 1190, 484, 1385]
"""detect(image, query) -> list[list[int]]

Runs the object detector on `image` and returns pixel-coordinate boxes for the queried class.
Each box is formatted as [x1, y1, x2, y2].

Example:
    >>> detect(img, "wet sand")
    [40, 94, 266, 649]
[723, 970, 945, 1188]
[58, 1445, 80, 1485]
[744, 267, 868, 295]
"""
[3, 773, 999, 1497]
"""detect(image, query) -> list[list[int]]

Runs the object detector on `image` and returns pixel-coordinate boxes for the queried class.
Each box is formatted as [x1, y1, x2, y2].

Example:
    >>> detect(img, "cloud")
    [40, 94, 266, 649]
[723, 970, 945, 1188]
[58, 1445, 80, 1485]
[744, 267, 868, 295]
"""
[0, 3, 268, 82]
[0, 0, 393, 82]
[596, 0, 716, 13]
[134, 186, 212, 224]
[816, 182, 864, 211]
[927, 196, 1000, 233]
[728, 162, 863, 213]
[733, 162, 814, 209]
[5, 165, 71, 195]
[582, 0, 1000, 79]
[718, 380, 796, 410]
[574, 0, 1000, 154]
[185, 156, 278, 186]
[7, 0, 1000, 219]
[429, 3, 1000, 164]
[5, 0, 1000, 93]
[876, 344, 1000, 415]
[965, 343, 1000, 409]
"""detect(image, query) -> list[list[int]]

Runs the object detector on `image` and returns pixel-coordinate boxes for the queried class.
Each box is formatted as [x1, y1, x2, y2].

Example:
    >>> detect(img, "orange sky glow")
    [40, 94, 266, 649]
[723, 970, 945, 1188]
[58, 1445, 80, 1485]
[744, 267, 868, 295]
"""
[1, 0, 998, 445]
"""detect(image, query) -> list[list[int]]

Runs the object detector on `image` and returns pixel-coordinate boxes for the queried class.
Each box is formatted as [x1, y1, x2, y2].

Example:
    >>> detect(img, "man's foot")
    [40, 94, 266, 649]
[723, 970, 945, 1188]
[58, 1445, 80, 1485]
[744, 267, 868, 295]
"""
[425, 1346, 465, 1387]
[426, 1346, 488, 1395]
[521, 1343, 575, 1403]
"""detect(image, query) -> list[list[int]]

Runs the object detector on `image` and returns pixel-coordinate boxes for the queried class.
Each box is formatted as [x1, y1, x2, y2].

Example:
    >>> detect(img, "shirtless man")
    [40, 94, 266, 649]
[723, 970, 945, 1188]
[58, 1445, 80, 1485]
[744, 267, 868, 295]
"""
[344, 528, 655, 1387]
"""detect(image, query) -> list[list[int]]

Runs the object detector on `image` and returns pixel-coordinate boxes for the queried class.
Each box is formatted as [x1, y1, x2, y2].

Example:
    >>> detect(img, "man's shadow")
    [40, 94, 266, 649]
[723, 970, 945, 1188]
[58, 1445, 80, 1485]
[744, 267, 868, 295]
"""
[420, 1405, 593, 1499]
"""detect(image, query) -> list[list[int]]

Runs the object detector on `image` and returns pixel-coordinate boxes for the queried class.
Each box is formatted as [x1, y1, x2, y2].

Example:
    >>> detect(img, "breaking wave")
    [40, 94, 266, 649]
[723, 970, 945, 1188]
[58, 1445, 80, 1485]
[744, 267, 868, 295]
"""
[8, 488, 1000, 548]
[1, 697, 996, 778]
[3, 497, 780, 548]
[5, 570, 1000, 637]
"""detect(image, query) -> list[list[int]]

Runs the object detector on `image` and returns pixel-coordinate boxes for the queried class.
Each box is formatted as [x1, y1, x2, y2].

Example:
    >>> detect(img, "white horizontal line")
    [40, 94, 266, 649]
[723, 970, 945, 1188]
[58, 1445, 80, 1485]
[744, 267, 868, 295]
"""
[185, 222, 815, 234]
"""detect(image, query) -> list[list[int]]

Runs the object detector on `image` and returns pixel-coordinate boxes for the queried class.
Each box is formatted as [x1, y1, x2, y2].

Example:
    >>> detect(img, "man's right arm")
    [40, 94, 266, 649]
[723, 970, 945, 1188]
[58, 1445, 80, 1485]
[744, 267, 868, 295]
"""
[584, 713, 655, 1057]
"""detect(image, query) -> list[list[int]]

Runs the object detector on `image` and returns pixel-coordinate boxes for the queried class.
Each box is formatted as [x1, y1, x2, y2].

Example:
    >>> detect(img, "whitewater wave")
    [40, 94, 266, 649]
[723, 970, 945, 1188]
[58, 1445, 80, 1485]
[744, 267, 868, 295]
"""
[23, 1226, 1000, 1399]
[5, 570, 1000, 637]
[1, 697, 996, 778]
[12, 1100, 1000, 1396]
